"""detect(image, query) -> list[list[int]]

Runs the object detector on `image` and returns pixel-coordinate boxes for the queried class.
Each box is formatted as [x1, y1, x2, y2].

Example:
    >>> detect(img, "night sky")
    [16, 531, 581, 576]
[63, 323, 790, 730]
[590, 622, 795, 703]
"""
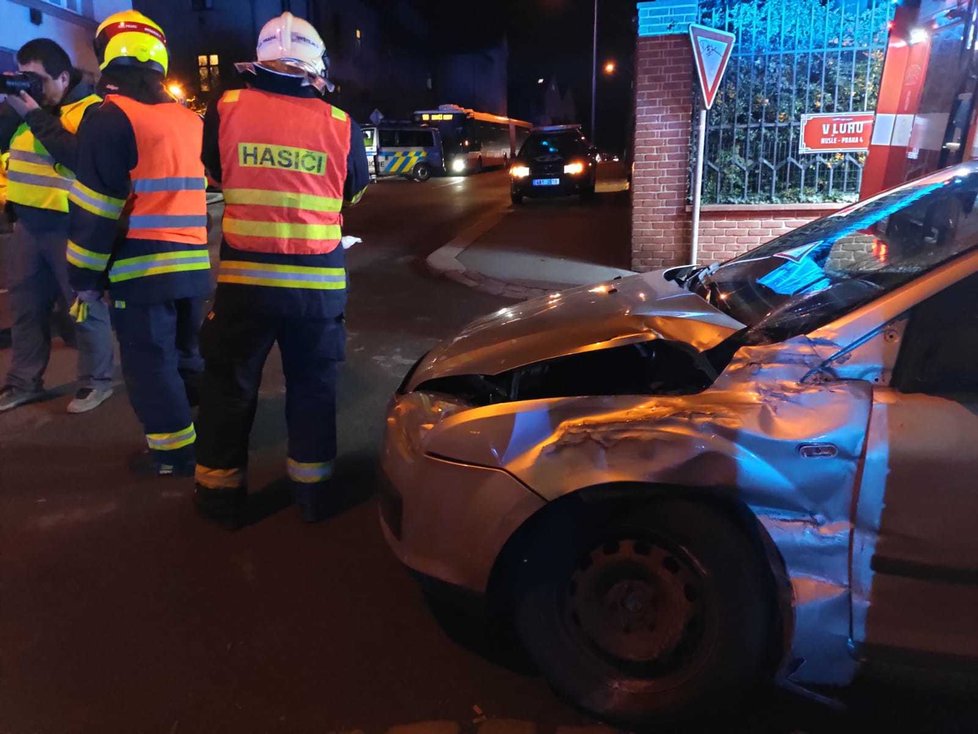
[418, 0, 636, 151]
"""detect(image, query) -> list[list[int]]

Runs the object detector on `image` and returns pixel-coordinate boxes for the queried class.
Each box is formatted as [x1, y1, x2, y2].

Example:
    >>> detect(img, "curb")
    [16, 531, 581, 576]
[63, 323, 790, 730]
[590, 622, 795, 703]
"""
[426, 208, 636, 301]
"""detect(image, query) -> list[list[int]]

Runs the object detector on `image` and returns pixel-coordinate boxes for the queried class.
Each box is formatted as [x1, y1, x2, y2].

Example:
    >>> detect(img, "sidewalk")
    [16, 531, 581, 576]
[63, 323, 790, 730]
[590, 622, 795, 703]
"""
[427, 164, 636, 300]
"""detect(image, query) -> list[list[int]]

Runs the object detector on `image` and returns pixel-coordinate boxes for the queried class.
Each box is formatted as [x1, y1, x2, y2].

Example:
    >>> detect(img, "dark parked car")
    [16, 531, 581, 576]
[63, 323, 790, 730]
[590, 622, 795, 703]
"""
[509, 125, 597, 204]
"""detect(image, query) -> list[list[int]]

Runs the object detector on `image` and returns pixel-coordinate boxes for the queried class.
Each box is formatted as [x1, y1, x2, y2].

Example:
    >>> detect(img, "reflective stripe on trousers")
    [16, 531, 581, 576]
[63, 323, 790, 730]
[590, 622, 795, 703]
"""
[195, 465, 246, 490]
[146, 424, 196, 451]
[287, 458, 334, 484]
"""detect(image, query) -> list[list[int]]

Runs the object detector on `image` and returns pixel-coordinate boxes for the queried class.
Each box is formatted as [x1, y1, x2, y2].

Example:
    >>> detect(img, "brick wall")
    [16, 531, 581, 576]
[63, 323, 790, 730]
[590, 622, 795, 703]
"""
[695, 206, 844, 263]
[631, 1, 847, 270]
[637, 0, 699, 37]
[631, 34, 696, 270]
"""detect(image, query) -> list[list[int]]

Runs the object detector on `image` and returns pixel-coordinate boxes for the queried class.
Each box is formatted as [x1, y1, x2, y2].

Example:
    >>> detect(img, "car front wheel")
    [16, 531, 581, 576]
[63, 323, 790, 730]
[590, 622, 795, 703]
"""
[511, 498, 775, 728]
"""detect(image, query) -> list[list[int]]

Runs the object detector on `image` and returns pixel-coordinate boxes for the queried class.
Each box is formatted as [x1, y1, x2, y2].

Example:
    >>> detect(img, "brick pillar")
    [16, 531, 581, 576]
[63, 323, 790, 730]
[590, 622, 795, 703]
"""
[631, 0, 699, 271]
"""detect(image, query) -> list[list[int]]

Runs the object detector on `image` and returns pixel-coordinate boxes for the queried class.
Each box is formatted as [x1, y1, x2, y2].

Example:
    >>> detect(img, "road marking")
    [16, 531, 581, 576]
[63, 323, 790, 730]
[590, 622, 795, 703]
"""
[431, 178, 466, 188]
[425, 204, 509, 277]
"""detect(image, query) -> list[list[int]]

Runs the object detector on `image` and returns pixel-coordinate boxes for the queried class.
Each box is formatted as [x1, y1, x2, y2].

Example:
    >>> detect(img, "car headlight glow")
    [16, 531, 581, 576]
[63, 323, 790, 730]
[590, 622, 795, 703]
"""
[564, 161, 585, 175]
[452, 158, 466, 173]
[510, 165, 531, 179]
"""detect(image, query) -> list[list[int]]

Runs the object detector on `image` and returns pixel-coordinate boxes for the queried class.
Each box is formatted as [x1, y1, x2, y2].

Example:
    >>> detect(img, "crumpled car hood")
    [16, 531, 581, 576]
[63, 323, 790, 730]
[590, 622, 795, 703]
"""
[407, 269, 745, 389]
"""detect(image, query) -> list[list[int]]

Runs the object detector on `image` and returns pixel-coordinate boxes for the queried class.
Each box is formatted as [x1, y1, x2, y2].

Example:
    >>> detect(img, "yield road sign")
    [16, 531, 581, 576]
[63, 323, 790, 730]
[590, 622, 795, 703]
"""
[689, 23, 735, 110]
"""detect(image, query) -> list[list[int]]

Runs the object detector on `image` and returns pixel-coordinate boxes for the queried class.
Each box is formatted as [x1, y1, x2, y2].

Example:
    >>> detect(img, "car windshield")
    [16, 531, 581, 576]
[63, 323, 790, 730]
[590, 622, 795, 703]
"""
[695, 166, 978, 341]
[521, 133, 585, 158]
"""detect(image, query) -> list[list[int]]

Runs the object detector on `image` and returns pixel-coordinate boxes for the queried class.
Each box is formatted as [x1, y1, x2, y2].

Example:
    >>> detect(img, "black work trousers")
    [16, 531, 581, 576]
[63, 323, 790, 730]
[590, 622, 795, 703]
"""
[195, 300, 345, 488]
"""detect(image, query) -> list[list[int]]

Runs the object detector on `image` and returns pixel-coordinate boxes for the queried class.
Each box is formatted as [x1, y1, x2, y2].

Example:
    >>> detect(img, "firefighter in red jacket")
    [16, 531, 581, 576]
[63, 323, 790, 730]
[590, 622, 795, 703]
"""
[68, 11, 209, 476]
[194, 12, 369, 527]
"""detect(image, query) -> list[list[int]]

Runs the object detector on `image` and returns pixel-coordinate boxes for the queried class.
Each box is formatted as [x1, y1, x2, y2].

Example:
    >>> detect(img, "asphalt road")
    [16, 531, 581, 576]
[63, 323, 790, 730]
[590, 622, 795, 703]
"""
[1, 171, 977, 734]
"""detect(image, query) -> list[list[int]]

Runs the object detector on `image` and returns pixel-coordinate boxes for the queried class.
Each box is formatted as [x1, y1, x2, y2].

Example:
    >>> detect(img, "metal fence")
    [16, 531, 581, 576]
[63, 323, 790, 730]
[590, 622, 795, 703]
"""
[696, 0, 896, 204]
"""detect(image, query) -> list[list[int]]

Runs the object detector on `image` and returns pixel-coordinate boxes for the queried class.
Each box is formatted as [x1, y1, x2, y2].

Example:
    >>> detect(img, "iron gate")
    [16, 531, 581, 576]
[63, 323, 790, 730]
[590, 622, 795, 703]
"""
[696, 0, 896, 204]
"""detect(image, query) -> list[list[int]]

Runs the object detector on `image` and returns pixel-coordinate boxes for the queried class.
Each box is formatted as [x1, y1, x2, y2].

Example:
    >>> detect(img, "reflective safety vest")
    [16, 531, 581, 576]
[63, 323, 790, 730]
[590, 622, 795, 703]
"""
[0, 151, 8, 208]
[6, 93, 101, 213]
[217, 88, 351, 256]
[107, 94, 208, 245]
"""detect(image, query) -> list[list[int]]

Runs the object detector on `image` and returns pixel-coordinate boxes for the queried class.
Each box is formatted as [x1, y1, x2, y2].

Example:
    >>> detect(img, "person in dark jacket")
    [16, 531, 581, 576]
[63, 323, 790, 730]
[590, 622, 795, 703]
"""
[194, 11, 369, 527]
[0, 39, 115, 413]
[68, 11, 209, 476]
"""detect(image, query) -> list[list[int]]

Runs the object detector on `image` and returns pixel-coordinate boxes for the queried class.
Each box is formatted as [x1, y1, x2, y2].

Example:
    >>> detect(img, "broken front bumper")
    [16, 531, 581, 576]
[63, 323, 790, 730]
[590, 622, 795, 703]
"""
[380, 394, 546, 595]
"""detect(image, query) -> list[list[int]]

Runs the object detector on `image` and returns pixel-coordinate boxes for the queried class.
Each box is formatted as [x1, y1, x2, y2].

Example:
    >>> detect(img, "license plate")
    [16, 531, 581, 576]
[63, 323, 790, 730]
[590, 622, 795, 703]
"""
[533, 178, 560, 187]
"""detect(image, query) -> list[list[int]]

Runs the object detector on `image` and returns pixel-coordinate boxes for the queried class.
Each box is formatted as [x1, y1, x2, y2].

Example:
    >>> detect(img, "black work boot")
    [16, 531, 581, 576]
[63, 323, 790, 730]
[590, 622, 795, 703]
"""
[293, 481, 330, 523]
[194, 485, 247, 530]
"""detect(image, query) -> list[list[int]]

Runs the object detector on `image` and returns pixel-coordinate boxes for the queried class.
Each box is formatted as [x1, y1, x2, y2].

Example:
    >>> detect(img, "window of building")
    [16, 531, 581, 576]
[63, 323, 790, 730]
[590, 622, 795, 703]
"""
[42, 0, 81, 13]
[198, 53, 220, 92]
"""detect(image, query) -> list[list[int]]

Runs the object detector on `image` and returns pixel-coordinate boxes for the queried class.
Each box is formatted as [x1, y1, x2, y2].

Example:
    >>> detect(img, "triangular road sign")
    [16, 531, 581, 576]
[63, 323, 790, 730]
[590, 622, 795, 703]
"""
[689, 23, 735, 110]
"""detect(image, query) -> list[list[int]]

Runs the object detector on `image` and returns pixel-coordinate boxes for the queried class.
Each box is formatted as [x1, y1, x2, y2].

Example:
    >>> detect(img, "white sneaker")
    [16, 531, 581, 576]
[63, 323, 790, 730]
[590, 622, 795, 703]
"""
[67, 386, 114, 414]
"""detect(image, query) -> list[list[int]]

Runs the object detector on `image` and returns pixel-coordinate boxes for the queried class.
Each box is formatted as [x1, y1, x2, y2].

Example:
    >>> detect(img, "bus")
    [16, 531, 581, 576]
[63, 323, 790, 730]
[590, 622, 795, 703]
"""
[413, 104, 532, 175]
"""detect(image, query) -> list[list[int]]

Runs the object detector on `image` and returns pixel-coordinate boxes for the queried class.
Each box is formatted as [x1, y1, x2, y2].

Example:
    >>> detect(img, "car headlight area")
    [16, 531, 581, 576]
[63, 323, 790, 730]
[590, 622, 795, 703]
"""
[380, 391, 546, 594]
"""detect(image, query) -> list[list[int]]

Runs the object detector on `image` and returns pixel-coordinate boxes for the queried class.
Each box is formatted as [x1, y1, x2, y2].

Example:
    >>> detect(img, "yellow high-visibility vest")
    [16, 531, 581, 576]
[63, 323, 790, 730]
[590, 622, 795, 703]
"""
[0, 151, 9, 209]
[6, 93, 101, 212]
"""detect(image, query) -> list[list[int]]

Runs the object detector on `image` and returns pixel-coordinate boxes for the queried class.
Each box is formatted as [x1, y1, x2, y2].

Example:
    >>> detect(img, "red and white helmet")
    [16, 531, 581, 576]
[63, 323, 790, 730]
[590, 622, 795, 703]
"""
[253, 12, 333, 90]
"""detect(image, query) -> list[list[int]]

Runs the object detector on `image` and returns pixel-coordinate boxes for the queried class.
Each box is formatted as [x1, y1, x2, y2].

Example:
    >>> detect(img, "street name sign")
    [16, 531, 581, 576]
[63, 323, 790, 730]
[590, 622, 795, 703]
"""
[800, 112, 876, 154]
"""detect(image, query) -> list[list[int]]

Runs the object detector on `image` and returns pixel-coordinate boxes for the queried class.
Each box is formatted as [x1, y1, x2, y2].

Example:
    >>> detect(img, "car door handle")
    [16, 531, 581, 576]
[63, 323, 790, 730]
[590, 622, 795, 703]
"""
[798, 443, 839, 459]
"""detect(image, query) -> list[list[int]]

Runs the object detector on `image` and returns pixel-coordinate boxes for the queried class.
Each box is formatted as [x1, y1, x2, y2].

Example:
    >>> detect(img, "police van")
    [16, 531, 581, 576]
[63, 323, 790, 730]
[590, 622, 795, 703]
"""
[363, 124, 444, 182]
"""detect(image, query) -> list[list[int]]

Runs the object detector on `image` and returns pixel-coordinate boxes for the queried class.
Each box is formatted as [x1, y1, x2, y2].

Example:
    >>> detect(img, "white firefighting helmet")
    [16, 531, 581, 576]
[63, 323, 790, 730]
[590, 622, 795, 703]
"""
[249, 12, 334, 92]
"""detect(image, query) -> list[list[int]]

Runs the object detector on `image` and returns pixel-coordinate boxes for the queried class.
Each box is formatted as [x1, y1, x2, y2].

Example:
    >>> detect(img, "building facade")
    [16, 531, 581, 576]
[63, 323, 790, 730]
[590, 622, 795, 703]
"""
[0, 0, 132, 76]
[131, 0, 508, 123]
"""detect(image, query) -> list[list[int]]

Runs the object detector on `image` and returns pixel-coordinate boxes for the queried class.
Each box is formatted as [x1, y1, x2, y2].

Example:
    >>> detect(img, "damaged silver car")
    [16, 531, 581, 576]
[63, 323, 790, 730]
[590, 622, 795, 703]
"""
[381, 163, 978, 726]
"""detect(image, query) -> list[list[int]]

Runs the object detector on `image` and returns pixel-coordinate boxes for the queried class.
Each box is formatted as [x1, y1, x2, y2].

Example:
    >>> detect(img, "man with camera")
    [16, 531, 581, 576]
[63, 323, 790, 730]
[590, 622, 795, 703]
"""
[0, 39, 115, 413]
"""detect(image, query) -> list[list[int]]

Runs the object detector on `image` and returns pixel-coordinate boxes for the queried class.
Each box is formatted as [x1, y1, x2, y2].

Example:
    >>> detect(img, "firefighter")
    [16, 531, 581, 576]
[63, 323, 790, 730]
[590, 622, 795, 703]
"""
[0, 39, 115, 414]
[194, 12, 369, 527]
[68, 11, 209, 476]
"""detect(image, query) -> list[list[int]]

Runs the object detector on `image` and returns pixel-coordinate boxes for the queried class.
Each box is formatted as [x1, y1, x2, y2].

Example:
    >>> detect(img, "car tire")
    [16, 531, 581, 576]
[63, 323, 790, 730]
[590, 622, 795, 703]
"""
[413, 162, 432, 182]
[581, 182, 597, 201]
[511, 192, 524, 205]
[511, 498, 774, 728]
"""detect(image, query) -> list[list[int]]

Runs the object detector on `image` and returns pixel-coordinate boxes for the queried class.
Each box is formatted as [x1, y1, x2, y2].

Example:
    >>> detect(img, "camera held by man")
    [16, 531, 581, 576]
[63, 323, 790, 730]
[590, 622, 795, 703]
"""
[0, 71, 44, 103]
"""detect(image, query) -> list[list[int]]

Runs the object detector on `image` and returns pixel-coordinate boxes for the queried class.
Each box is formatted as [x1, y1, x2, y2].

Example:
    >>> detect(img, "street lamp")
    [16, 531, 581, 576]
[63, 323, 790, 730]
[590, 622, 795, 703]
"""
[590, 0, 598, 141]
[604, 60, 617, 75]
